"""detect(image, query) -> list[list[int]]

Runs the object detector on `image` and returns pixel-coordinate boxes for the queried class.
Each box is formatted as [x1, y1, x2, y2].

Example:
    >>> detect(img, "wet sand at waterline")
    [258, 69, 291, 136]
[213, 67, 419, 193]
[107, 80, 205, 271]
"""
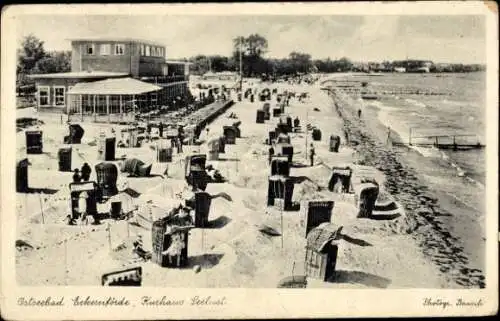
[15, 81, 482, 288]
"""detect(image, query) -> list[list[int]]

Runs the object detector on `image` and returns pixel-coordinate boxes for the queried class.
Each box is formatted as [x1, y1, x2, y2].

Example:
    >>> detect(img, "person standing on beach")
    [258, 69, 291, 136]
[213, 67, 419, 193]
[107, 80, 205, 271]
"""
[177, 137, 183, 153]
[268, 146, 275, 165]
[81, 163, 91, 181]
[386, 126, 392, 145]
[72, 169, 82, 183]
[357, 109, 362, 118]
[159, 122, 164, 138]
[309, 143, 315, 167]
[77, 191, 89, 225]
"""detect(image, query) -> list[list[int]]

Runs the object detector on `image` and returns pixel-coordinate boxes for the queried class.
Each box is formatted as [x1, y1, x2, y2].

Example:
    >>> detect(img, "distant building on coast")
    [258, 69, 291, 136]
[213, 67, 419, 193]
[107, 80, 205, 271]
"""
[392, 59, 433, 73]
[193, 71, 240, 89]
[29, 37, 191, 122]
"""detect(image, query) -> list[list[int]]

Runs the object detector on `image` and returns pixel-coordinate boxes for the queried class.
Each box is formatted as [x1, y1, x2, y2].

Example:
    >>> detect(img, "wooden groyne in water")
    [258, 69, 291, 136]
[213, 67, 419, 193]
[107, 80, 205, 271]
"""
[393, 131, 485, 151]
[324, 85, 451, 97]
[362, 89, 450, 96]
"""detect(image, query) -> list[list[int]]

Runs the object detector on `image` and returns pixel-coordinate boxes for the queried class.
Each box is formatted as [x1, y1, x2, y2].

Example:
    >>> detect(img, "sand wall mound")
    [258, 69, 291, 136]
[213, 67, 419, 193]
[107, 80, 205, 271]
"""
[230, 174, 268, 190]
[293, 179, 325, 203]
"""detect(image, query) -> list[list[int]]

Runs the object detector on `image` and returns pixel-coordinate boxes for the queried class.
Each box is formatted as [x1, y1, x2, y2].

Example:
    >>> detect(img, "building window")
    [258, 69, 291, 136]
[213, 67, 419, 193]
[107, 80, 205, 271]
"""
[114, 44, 125, 55]
[145, 45, 150, 56]
[97, 95, 107, 114]
[110, 95, 121, 114]
[54, 86, 65, 106]
[136, 94, 147, 109]
[86, 44, 95, 55]
[81, 93, 93, 114]
[38, 86, 50, 106]
[100, 44, 111, 55]
[140, 44, 145, 56]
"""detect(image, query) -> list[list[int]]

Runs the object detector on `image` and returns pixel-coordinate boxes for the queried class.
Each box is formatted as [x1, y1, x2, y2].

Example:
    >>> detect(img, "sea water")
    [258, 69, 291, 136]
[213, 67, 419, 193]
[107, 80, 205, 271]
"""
[351, 72, 487, 270]
[362, 73, 486, 185]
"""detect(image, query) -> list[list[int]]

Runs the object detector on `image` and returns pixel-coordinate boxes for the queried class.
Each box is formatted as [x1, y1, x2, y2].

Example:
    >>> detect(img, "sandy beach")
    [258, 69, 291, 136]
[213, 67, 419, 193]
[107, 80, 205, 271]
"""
[15, 78, 486, 289]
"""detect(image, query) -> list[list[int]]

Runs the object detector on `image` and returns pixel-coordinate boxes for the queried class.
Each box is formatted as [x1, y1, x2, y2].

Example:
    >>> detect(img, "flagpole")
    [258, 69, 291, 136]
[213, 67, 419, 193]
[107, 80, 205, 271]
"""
[305, 110, 309, 163]
[239, 38, 243, 91]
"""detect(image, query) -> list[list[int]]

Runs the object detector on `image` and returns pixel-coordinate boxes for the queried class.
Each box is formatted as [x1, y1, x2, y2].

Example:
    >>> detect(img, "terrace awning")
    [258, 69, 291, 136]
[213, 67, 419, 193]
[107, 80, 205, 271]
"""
[67, 77, 162, 95]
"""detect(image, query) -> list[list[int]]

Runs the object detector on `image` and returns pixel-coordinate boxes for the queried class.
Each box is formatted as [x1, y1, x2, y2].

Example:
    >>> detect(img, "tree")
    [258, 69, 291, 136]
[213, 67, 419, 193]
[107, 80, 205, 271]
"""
[233, 34, 268, 77]
[33, 50, 71, 74]
[17, 34, 47, 75]
[289, 51, 312, 74]
[189, 55, 210, 75]
[188, 55, 237, 75]
[333, 57, 353, 72]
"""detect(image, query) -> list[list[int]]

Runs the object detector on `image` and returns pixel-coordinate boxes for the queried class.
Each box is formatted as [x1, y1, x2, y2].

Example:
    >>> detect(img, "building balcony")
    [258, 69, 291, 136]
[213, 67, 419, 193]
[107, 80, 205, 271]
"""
[140, 75, 188, 85]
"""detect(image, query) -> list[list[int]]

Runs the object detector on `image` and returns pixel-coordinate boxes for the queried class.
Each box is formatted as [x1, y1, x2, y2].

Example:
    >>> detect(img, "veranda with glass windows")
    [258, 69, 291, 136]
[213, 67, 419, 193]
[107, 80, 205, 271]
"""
[66, 77, 162, 123]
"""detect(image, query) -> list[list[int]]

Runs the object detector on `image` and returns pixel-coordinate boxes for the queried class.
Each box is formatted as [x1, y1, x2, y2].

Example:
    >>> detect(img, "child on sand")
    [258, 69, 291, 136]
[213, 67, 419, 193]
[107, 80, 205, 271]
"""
[77, 191, 89, 225]
[72, 169, 82, 183]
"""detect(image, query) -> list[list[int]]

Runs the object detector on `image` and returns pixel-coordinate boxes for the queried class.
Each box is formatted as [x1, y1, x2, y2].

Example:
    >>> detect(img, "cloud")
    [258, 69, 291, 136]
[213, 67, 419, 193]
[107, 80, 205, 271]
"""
[353, 16, 400, 45]
[15, 14, 486, 63]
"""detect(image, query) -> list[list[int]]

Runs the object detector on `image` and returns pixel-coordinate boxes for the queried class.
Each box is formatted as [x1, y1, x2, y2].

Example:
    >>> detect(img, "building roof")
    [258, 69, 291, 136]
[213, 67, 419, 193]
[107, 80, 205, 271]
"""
[306, 223, 341, 252]
[28, 71, 129, 79]
[66, 37, 166, 47]
[67, 77, 162, 95]
[166, 60, 192, 65]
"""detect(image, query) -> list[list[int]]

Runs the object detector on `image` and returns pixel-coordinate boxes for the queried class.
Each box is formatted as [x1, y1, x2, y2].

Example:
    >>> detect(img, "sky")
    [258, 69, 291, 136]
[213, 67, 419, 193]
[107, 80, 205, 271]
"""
[15, 14, 486, 64]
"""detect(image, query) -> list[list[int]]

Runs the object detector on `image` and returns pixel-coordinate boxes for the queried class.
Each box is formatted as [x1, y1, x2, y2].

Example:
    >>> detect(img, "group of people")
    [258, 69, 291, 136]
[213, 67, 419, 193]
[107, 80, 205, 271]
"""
[146, 122, 165, 138]
[72, 163, 92, 183]
[170, 136, 184, 153]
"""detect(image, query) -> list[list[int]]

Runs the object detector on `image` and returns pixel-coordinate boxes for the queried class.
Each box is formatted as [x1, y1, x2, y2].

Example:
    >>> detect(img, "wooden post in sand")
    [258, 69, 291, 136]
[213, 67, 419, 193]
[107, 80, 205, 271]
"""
[64, 238, 68, 285]
[107, 222, 112, 251]
[305, 110, 309, 163]
[38, 193, 45, 224]
[201, 222, 205, 253]
[281, 184, 285, 250]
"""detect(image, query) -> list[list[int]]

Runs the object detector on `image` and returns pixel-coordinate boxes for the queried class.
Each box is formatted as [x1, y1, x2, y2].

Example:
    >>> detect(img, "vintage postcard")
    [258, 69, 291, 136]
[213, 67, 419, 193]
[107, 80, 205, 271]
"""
[1, 2, 498, 319]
